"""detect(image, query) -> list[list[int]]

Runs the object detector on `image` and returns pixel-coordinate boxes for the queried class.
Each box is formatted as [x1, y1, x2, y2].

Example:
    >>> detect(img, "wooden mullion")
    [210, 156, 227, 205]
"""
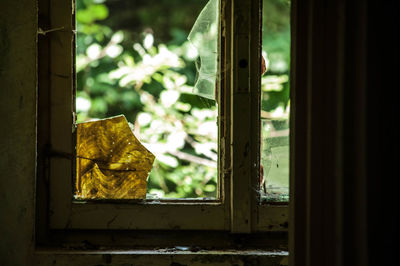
[220, 0, 233, 228]
[250, 0, 262, 231]
[48, 0, 75, 228]
[230, 0, 251, 233]
[230, 0, 262, 233]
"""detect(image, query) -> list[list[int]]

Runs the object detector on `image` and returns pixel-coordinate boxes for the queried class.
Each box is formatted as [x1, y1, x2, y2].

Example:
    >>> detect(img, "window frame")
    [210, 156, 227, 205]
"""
[39, 0, 288, 234]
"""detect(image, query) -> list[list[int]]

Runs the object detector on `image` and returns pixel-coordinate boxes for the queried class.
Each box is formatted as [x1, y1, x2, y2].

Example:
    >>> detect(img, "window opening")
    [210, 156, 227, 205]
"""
[75, 0, 219, 199]
[259, 0, 290, 202]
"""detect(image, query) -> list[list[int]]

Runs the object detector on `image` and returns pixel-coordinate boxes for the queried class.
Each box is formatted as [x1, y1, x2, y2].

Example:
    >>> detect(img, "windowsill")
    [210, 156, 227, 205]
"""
[35, 248, 288, 265]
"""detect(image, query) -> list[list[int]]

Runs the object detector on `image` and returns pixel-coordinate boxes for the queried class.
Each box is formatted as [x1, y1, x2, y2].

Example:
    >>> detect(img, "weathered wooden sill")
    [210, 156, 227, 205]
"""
[34, 249, 289, 265]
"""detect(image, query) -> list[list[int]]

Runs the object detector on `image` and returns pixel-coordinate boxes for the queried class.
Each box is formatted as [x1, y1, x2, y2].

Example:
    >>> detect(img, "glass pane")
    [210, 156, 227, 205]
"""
[76, 115, 155, 199]
[75, 0, 218, 199]
[260, 0, 290, 202]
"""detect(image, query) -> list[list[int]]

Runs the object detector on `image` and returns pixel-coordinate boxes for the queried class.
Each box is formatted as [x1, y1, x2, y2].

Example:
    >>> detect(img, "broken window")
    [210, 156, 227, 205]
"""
[74, 0, 290, 201]
[75, 0, 219, 199]
[43, 0, 288, 231]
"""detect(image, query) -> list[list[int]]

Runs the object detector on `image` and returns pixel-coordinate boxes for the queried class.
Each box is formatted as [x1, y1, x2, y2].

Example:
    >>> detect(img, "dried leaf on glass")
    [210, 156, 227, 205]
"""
[75, 115, 155, 199]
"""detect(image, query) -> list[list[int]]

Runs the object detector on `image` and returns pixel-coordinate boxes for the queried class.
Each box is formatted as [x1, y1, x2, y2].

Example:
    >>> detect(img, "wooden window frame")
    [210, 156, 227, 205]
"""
[37, 0, 288, 235]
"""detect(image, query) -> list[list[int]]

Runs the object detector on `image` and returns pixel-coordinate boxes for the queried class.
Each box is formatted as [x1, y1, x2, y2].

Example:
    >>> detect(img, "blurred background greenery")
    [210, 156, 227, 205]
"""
[75, 0, 290, 199]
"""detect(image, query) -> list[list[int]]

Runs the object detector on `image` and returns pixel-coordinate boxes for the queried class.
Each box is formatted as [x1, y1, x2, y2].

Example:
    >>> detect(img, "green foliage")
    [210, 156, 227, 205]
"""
[75, 0, 290, 198]
[262, 0, 291, 113]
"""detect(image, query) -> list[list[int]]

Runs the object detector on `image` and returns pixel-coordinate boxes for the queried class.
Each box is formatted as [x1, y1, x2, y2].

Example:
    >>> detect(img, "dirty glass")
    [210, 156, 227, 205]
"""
[260, 0, 290, 202]
[76, 115, 155, 199]
[75, 0, 218, 199]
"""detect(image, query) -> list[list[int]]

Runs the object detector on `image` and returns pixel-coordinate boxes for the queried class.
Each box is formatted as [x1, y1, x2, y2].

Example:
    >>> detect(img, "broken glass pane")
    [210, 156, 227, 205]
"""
[260, 0, 290, 202]
[260, 119, 289, 202]
[75, 115, 155, 199]
[75, 0, 218, 199]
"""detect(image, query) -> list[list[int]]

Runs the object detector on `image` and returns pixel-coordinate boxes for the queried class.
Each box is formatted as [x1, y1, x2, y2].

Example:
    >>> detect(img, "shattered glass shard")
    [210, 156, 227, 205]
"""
[188, 0, 219, 100]
[75, 115, 155, 199]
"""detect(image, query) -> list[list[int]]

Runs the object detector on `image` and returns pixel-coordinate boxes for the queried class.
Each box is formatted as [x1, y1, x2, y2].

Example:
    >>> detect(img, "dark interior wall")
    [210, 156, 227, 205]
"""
[0, 0, 37, 265]
[366, 1, 399, 265]
[290, 0, 399, 265]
